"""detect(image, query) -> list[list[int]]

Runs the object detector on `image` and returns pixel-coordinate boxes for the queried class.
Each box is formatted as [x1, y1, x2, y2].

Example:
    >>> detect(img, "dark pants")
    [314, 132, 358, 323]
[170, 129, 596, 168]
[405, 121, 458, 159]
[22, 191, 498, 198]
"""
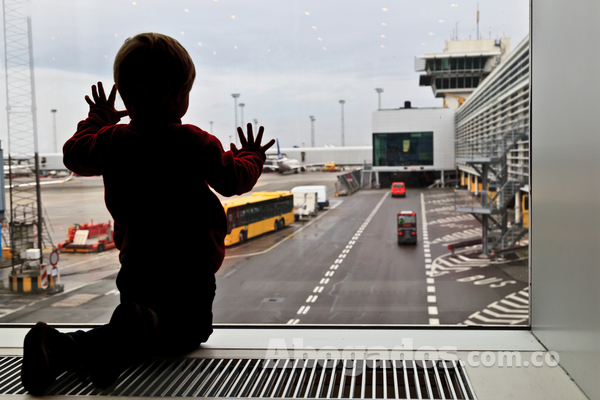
[69, 253, 217, 369]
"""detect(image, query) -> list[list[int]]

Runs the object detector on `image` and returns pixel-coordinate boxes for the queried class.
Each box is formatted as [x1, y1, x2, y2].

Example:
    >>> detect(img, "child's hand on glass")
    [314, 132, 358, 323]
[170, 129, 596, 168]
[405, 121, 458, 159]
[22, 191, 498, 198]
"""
[230, 123, 275, 155]
[85, 82, 128, 119]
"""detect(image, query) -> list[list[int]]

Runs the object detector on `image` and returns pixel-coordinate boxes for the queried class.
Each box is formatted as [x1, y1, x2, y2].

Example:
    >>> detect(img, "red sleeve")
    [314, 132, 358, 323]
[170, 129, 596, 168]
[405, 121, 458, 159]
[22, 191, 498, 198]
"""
[196, 129, 266, 197]
[63, 105, 122, 176]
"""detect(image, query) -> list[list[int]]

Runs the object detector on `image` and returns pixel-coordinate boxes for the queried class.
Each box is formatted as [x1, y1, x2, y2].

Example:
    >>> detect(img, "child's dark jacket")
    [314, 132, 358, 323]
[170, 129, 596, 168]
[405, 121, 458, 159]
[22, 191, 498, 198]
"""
[63, 105, 264, 302]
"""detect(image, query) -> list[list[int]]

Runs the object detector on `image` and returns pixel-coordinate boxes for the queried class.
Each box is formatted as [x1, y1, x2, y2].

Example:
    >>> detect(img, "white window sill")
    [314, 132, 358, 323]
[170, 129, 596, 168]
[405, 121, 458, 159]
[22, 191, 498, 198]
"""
[0, 327, 587, 399]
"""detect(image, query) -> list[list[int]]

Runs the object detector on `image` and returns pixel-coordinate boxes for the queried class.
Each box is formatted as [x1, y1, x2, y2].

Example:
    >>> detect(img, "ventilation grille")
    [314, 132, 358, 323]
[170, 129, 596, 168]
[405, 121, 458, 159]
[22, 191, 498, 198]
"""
[0, 356, 476, 399]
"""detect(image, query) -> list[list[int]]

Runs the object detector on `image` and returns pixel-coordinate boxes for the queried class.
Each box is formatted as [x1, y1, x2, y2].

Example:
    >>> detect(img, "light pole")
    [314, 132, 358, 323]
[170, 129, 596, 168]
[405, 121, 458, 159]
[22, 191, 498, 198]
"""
[253, 118, 258, 132]
[375, 88, 384, 110]
[339, 100, 345, 147]
[51, 109, 57, 153]
[209, 121, 213, 135]
[231, 93, 240, 145]
[310, 115, 315, 147]
[239, 103, 245, 128]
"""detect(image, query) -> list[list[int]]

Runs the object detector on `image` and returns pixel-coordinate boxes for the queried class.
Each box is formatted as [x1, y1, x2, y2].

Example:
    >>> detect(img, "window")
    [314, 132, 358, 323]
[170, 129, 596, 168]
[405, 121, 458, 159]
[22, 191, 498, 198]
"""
[0, 1, 529, 329]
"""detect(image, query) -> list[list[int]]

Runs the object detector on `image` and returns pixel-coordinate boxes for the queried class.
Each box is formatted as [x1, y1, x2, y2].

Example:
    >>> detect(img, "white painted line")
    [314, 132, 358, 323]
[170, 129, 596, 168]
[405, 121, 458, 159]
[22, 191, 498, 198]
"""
[424, 244, 430, 249]
[313, 286, 322, 293]
[325, 271, 335, 277]
[507, 293, 529, 304]
[426, 278, 434, 284]
[427, 295, 437, 303]
[500, 299, 528, 309]
[488, 302, 528, 314]
[318, 286, 324, 293]
[428, 306, 439, 315]
[320, 278, 330, 284]
[286, 319, 298, 324]
[310, 296, 318, 303]
[306, 295, 314, 303]
[427, 286, 435, 293]
[330, 265, 338, 270]
[297, 306, 306, 314]
[335, 259, 342, 264]
[104, 289, 119, 296]
[482, 309, 529, 319]
[425, 264, 432, 269]
[429, 318, 440, 325]
[302, 306, 311, 314]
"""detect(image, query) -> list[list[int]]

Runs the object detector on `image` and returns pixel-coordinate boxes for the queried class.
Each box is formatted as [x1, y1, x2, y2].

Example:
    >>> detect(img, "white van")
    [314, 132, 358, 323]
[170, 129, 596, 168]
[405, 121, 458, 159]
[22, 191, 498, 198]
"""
[293, 192, 318, 220]
[291, 185, 329, 210]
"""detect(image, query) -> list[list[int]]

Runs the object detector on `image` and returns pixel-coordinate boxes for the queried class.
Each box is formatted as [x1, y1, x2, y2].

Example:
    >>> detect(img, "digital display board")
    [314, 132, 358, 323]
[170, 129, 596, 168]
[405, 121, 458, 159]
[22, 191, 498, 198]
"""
[372, 132, 434, 167]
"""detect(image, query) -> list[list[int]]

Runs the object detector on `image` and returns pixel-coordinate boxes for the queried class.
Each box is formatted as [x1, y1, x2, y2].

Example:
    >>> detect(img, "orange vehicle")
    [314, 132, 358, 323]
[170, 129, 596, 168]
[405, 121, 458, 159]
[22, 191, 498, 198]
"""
[397, 211, 417, 245]
[391, 182, 406, 197]
[58, 221, 116, 253]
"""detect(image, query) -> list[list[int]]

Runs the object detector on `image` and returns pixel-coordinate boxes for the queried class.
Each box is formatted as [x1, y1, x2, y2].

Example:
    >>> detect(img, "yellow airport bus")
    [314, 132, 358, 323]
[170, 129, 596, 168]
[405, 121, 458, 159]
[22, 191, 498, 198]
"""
[222, 191, 294, 246]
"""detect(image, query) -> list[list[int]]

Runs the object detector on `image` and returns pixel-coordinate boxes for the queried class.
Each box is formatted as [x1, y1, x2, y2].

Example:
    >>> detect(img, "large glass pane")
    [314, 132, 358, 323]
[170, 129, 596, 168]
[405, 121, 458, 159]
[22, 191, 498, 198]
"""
[0, 0, 529, 329]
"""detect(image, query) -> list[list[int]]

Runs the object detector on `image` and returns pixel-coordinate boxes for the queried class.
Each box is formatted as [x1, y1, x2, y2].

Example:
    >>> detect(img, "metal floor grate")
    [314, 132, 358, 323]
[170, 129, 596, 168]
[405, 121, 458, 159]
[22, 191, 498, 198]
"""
[0, 356, 476, 399]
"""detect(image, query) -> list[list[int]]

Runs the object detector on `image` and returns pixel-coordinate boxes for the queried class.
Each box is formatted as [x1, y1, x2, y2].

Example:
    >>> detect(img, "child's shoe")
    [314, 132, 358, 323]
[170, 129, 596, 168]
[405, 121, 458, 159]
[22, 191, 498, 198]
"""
[21, 322, 79, 395]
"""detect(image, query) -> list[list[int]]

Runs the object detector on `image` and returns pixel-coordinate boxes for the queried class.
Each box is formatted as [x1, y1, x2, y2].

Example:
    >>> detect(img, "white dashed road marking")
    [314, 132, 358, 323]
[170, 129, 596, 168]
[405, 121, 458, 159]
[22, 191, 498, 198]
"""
[290, 191, 390, 324]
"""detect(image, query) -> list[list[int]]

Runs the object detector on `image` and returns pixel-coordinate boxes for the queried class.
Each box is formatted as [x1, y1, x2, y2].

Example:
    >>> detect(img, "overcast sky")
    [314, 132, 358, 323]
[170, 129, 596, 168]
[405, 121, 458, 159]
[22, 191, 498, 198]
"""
[0, 0, 529, 152]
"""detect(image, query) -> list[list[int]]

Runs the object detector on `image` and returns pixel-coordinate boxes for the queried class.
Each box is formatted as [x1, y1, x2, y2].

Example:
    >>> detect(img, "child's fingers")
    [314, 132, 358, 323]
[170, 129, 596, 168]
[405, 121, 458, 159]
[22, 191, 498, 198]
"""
[255, 126, 265, 146]
[91, 85, 99, 102]
[98, 82, 106, 101]
[230, 143, 239, 153]
[108, 84, 117, 105]
[84, 95, 94, 107]
[261, 139, 276, 152]
[116, 109, 129, 118]
[237, 127, 248, 147]
[246, 123, 254, 146]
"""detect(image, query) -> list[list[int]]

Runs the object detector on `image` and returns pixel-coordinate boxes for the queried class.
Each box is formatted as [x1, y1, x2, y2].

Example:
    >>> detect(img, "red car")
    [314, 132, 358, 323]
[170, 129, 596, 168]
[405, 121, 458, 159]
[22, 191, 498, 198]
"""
[391, 182, 406, 197]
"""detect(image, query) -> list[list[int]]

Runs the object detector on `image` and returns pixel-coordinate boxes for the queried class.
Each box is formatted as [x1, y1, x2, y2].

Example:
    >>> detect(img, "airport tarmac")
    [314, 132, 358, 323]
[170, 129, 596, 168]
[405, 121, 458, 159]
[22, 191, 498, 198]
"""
[0, 172, 528, 326]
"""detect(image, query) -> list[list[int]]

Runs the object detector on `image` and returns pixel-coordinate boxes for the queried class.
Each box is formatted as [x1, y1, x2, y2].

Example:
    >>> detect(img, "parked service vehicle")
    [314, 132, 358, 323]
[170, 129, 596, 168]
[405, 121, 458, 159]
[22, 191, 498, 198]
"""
[323, 162, 340, 172]
[391, 182, 406, 197]
[291, 185, 329, 210]
[293, 191, 318, 220]
[397, 211, 417, 245]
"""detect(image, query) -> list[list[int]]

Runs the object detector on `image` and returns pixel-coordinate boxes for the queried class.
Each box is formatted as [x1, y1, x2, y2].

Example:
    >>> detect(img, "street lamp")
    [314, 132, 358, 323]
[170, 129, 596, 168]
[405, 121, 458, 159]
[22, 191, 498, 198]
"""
[375, 88, 384, 110]
[309, 115, 315, 147]
[50, 109, 57, 153]
[209, 121, 213, 135]
[339, 100, 345, 147]
[239, 103, 245, 128]
[231, 93, 240, 145]
[253, 118, 258, 132]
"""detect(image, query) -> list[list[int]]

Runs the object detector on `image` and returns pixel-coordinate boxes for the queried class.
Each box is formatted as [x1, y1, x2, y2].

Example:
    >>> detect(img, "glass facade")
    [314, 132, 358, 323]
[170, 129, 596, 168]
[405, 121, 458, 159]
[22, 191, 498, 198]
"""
[372, 132, 434, 167]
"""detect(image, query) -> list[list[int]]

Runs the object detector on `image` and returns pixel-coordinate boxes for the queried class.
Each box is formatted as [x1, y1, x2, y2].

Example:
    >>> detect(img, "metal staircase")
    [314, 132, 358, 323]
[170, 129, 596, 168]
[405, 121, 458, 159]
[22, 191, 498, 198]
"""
[454, 116, 529, 255]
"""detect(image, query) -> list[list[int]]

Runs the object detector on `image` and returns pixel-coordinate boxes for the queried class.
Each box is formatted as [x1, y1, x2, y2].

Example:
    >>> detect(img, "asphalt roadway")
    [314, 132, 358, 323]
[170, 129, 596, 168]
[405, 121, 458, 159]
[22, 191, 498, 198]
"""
[0, 172, 529, 326]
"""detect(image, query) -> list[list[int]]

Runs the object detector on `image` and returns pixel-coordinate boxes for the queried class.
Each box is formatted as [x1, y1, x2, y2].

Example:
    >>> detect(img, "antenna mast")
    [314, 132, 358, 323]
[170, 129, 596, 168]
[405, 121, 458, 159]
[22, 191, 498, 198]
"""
[477, 3, 480, 40]
[2, 0, 52, 274]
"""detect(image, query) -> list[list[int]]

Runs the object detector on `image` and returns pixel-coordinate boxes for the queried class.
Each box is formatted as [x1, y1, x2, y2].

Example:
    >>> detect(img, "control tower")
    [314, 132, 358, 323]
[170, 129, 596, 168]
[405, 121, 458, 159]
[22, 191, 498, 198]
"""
[414, 38, 510, 108]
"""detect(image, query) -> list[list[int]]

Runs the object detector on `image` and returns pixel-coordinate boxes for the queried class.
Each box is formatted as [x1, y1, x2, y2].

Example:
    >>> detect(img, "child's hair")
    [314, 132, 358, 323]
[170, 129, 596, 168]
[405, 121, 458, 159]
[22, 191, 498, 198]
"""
[114, 32, 196, 117]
